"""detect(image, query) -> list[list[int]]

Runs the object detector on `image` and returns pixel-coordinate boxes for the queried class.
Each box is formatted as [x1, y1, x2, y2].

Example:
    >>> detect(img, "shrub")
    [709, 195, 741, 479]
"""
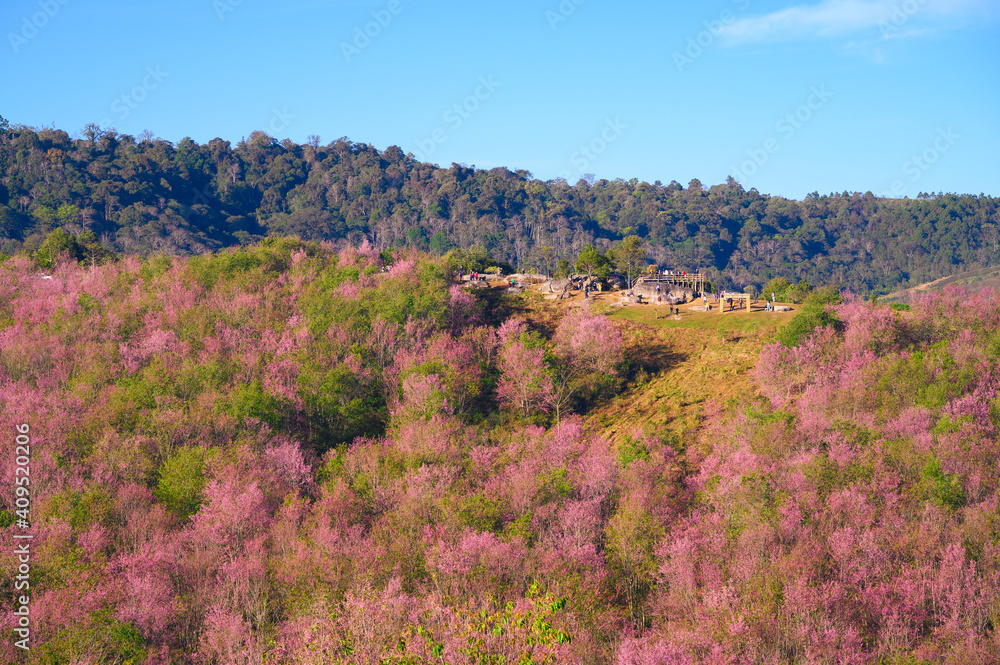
[155, 446, 211, 518]
[777, 286, 843, 347]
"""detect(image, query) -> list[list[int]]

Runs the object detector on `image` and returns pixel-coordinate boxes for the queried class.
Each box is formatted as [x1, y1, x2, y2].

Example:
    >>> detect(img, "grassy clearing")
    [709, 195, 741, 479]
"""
[591, 299, 795, 445]
[508, 284, 798, 445]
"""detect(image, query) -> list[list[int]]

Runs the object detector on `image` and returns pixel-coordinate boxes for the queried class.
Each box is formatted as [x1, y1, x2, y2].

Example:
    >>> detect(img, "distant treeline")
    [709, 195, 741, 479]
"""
[1, 119, 998, 293]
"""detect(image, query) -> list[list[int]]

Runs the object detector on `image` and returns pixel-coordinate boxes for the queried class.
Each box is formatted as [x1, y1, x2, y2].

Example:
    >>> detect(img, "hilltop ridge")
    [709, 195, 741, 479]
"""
[1, 121, 998, 295]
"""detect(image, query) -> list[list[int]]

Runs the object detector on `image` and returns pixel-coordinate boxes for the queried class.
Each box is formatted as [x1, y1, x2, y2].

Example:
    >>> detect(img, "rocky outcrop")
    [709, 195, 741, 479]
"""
[538, 278, 572, 293]
[631, 279, 694, 304]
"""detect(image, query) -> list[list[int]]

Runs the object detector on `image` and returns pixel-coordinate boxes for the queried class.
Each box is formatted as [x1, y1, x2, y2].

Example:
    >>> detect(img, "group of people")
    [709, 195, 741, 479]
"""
[457, 266, 489, 283]
[583, 282, 604, 298]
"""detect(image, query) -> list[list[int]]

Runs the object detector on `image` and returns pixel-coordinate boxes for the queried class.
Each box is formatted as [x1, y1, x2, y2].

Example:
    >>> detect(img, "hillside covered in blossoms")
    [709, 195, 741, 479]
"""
[1, 240, 999, 663]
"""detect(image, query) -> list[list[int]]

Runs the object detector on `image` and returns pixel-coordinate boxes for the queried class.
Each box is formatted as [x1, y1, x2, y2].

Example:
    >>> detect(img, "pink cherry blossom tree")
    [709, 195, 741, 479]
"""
[496, 319, 554, 419]
[550, 308, 624, 421]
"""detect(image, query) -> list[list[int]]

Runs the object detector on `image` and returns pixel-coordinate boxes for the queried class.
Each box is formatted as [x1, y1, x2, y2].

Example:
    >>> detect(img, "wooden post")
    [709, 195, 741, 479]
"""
[718, 292, 750, 313]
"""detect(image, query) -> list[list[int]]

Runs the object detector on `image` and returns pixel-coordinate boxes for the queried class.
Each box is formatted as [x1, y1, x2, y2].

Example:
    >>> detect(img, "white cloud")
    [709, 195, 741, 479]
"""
[718, 0, 987, 45]
[841, 26, 933, 62]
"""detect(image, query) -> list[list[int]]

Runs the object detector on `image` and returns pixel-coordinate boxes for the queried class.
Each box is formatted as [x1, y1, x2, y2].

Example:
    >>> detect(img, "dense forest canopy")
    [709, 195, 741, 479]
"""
[1, 119, 998, 294]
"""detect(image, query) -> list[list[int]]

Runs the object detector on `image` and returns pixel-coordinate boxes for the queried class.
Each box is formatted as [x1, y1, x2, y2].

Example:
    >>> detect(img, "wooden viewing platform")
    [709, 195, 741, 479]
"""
[639, 271, 706, 289]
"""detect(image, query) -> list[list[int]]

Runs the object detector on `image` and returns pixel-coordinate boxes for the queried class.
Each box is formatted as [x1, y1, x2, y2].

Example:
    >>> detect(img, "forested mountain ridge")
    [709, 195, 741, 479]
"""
[2, 120, 997, 293]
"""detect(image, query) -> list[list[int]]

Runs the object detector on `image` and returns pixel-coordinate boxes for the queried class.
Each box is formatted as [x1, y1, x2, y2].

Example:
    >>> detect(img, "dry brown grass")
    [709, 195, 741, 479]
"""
[506, 283, 797, 445]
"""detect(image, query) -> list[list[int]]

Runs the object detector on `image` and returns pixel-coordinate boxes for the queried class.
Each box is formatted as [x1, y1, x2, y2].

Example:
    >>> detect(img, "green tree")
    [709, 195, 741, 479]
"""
[762, 276, 792, 302]
[34, 228, 115, 269]
[610, 235, 646, 288]
[55, 204, 81, 227]
[155, 446, 210, 518]
[786, 280, 813, 303]
[919, 457, 966, 510]
[447, 245, 492, 272]
[405, 225, 429, 251]
[575, 243, 609, 280]
[429, 231, 452, 255]
[31, 206, 58, 231]
[777, 287, 843, 347]
[77, 230, 117, 266]
[35, 228, 78, 269]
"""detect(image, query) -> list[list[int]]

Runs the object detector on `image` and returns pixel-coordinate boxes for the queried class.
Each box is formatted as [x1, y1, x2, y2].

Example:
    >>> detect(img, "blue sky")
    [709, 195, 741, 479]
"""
[2, 0, 997, 199]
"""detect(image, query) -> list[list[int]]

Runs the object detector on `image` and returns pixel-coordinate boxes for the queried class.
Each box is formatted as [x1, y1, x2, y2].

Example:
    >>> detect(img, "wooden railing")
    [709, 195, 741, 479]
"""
[640, 275, 706, 283]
